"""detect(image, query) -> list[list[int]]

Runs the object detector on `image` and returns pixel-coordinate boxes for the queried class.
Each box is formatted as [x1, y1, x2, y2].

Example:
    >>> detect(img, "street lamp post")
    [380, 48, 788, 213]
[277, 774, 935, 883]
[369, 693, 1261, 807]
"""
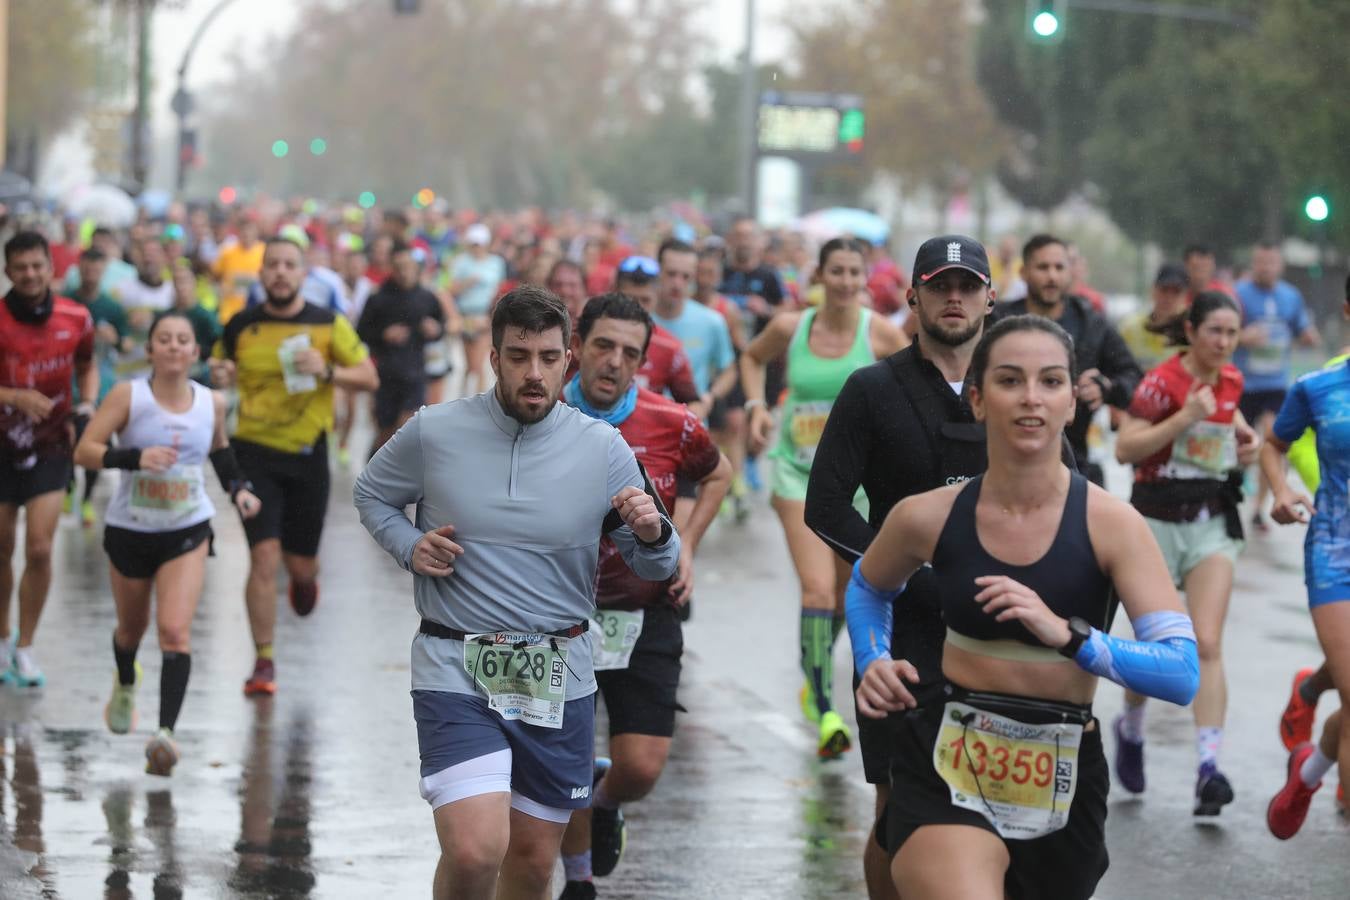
[173, 0, 243, 193]
[737, 0, 757, 218]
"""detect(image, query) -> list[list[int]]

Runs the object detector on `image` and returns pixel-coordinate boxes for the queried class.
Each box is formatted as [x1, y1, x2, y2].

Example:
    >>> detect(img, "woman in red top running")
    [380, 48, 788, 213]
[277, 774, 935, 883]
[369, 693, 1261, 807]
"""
[1113, 291, 1261, 816]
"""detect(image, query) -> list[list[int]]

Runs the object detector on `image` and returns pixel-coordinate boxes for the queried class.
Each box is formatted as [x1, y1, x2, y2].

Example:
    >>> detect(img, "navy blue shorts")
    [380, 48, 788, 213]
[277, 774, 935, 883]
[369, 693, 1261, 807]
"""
[412, 690, 595, 813]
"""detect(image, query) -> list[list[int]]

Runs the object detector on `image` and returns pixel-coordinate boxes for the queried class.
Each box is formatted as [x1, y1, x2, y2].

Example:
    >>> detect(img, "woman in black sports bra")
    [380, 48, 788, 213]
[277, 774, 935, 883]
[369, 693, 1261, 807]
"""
[845, 315, 1200, 900]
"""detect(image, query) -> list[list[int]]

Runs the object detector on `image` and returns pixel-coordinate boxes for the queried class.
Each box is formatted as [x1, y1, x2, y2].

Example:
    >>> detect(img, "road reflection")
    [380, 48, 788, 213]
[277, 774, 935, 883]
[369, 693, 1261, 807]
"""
[231, 699, 316, 897]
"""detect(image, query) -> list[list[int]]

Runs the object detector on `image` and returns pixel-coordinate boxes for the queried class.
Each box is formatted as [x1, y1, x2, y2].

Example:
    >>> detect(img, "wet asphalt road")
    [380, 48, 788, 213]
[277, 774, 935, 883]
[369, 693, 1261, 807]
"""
[0, 449, 1346, 899]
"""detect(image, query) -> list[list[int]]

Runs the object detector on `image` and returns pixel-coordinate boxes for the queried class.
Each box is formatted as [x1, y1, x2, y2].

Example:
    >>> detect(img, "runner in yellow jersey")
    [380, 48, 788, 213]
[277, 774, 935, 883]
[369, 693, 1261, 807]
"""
[210, 237, 377, 695]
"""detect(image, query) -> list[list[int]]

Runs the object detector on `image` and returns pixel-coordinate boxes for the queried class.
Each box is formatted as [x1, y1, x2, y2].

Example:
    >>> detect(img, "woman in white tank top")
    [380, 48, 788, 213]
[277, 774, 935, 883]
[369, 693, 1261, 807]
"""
[75, 311, 260, 777]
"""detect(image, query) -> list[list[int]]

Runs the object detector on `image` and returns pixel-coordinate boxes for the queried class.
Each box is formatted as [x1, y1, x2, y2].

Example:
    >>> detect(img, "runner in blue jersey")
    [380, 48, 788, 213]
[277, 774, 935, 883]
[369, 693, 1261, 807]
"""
[1261, 275, 1350, 838]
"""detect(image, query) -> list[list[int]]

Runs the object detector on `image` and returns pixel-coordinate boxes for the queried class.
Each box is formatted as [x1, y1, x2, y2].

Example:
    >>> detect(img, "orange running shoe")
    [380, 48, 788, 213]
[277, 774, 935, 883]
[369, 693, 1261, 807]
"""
[243, 657, 276, 696]
[1279, 667, 1318, 751]
[1268, 743, 1321, 840]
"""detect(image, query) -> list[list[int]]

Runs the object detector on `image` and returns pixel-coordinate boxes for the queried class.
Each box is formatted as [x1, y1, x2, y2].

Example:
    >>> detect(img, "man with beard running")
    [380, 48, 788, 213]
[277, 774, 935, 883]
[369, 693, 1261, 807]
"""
[557, 293, 731, 898]
[990, 234, 1142, 485]
[0, 231, 98, 686]
[210, 237, 377, 696]
[354, 286, 680, 900]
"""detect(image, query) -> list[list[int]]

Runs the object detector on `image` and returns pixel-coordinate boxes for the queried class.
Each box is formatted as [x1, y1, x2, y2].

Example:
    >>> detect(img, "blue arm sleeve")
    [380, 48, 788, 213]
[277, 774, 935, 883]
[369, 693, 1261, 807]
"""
[1072, 610, 1199, 706]
[846, 559, 903, 678]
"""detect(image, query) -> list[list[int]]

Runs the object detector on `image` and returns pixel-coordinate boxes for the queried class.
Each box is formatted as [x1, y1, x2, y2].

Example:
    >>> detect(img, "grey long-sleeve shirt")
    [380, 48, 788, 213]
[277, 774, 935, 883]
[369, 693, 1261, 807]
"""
[353, 390, 681, 699]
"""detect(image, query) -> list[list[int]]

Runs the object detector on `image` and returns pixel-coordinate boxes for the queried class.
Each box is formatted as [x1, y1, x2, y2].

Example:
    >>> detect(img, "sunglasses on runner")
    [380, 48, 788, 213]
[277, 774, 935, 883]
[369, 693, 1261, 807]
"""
[618, 256, 660, 277]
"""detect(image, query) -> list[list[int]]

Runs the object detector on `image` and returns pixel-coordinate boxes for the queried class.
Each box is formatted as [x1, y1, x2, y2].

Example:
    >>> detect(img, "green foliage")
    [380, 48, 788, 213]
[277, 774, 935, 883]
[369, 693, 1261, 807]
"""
[584, 81, 734, 211]
[6, 0, 100, 175]
[198, 0, 702, 208]
[978, 1, 1350, 252]
[1083, 25, 1277, 253]
[788, 0, 1003, 199]
[976, 0, 1158, 210]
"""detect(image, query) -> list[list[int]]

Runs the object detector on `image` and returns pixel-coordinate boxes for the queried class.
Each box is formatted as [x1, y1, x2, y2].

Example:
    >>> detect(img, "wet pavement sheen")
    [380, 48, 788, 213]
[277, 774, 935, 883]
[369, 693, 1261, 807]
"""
[0, 459, 1347, 898]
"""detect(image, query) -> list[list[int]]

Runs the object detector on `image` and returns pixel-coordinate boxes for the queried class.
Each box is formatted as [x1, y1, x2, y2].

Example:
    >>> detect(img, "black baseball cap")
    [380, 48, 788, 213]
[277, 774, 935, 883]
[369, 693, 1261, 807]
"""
[1154, 262, 1188, 288]
[913, 235, 991, 285]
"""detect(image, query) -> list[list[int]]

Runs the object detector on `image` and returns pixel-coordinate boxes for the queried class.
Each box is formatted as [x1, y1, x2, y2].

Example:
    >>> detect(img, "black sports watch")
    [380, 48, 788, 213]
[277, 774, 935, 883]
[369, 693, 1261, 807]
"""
[1058, 617, 1093, 660]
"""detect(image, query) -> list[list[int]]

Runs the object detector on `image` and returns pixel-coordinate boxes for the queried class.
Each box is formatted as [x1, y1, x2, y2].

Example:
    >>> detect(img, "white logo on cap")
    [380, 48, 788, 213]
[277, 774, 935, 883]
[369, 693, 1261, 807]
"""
[946, 242, 961, 262]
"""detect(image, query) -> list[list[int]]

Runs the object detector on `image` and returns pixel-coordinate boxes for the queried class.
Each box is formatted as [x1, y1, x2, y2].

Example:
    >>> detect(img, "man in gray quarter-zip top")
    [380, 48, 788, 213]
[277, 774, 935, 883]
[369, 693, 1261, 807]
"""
[354, 284, 680, 900]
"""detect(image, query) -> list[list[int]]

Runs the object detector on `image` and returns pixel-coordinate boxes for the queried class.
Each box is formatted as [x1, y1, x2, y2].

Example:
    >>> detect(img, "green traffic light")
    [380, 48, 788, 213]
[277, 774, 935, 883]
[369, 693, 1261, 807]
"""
[1305, 195, 1330, 222]
[358, 191, 377, 209]
[1032, 11, 1060, 36]
[310, 138, 328, 156]
[838, 109, 865, 143]
[271, 139, 289, 158]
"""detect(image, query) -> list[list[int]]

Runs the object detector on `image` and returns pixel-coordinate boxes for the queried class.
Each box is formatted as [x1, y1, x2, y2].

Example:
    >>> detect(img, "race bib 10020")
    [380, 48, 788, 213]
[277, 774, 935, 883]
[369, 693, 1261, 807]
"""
[932, 701, 1083, 840]
[129, 465, 203, 527]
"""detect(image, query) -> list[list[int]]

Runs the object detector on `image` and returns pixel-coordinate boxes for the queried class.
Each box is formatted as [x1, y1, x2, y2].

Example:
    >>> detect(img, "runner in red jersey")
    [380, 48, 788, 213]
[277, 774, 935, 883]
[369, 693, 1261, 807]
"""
[558, 293, 730, 897]
[1114, 292, 1261, 817]
[561, 258, 700, 406]
[0, 231, 97, 687]
[636, 323, 699, 403]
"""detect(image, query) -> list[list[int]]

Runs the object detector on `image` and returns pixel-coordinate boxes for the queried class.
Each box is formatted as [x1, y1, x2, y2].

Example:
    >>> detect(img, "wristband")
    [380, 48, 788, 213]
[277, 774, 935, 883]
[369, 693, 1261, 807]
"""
[103, 447, 142, 470]
[636, 517, 674, 548]
[743, 398, 765, 411]
[209, 446, 252, 499]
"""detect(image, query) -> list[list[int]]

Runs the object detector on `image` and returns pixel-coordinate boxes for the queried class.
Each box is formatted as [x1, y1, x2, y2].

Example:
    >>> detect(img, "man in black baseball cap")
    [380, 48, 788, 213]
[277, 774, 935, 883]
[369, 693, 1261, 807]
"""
[911, 234, 992, 287]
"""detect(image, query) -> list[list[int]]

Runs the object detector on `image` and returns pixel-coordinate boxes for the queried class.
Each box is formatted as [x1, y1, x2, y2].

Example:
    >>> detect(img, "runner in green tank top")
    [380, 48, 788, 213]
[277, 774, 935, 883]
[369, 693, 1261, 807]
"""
[741, 237, 909, 760]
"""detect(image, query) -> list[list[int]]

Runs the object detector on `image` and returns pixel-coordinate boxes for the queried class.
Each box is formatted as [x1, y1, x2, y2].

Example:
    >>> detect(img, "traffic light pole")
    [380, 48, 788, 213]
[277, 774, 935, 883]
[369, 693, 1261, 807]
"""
[173, 0, 243, 193]
[737, 0, 757, 219]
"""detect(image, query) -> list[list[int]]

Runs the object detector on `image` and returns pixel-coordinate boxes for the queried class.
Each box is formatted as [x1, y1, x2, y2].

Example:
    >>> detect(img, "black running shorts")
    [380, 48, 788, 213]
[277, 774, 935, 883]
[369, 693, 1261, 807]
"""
[373, 376, 426, 430]
[0, 452, 71, 506]
[104, 520, 214, 580]
[879, 685, 1110, 900]
[595, 604, 684, 738]
[233, 438, 329, 557]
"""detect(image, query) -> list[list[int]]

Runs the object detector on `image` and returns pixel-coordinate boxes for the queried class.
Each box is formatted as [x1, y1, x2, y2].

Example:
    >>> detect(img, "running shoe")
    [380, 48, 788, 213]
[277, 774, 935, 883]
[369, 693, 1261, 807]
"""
[593, 756, 611, 788]
[590, 805, 626, 877]
[80, 499, 96, 527]
[243, 657, 276, 696]
[0, 634, 15, 685]
[61, 490, 73, 515]
[289, 580, 319, 617]
[1337, 782, 1345, 815]
[1112, 715, 1146, 795]
[145, 728, 180, 777]
[818, 710, 852, 760]
[744, 456, 763, 492]
[10, 647, 45, 688]
[799, 683, 820, 724]
[1279, 667, 1318, 751]
[104, 662, 143, 734]
[730, 474, 750, 523]
[1267, 742, 1320, 839]
[558, 881, 597, 900]
[1194, 763, 1235, 816]
[337, 445, 352, 467]
[1250, 511, 1270, 535]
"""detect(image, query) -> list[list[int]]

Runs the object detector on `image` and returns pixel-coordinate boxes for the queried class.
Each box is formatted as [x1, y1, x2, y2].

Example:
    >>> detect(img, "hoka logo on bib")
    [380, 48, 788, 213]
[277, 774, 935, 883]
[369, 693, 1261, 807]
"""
[947, 242, 961, 262]
[571, 785, 590, 799]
